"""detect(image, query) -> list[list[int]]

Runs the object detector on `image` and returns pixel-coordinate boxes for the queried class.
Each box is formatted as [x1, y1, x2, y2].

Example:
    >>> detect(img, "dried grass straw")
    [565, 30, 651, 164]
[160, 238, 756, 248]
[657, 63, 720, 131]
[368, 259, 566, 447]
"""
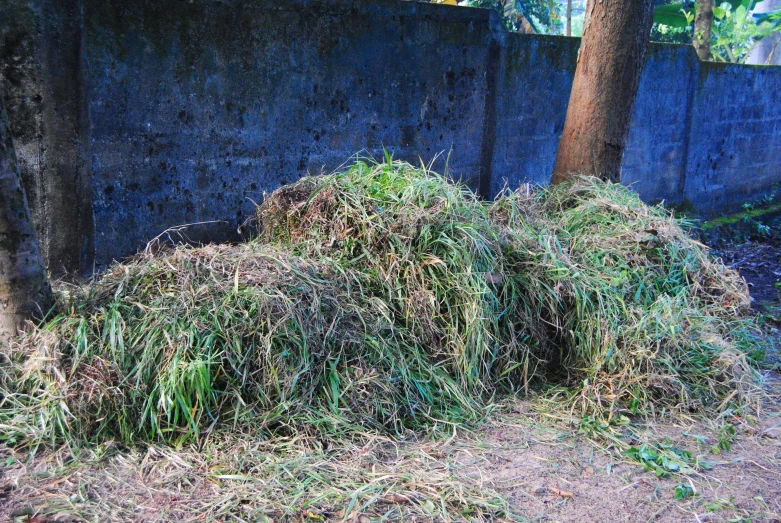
[0, 157, 767, 448]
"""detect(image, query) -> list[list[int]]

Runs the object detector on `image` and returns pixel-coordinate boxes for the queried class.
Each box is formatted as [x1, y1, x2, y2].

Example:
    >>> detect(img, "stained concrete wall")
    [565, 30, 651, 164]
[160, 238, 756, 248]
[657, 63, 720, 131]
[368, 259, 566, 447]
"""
[2, 0, 781, 273]
[1, 0, 92, 276]
[83, 0, 496, 266]
[684, 63, 781, 211]
[488, 34, 579, 194]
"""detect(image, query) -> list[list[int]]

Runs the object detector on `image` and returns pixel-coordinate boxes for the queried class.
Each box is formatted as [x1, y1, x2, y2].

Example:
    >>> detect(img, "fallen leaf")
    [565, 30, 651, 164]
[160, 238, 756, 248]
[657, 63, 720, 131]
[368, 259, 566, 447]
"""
[550, 487, 574, 498]
[380, 493, 412, 504]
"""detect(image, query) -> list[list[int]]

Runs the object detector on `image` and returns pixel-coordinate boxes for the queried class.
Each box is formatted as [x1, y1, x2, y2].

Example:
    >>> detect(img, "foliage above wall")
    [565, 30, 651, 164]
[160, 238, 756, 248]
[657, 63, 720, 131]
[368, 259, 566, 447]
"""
[647, 0, 781, 62]
[439, 0, 781, 63]
[433, 0, 563, 33]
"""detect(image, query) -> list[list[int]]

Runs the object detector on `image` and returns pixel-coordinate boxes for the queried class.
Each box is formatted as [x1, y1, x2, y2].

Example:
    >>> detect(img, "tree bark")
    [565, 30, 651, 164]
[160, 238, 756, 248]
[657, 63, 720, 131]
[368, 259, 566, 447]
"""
[0, 89, 53, 343]
[693, 0, 714, 61]
[551, 0, 655, 185]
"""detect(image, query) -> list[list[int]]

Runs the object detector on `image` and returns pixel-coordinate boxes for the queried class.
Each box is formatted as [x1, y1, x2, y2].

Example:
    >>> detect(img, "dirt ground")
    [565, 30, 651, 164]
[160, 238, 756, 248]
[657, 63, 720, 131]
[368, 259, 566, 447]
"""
[2, 237, 780, 523]
[713, 237, 781, 312]
[1, 383, 779, 523]
[472, 389, 781, 523]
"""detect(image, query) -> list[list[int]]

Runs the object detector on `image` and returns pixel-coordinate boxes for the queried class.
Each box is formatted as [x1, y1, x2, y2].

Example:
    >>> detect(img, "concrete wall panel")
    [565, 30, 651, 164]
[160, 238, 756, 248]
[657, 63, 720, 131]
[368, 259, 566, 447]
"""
[2, 0, 780, 272]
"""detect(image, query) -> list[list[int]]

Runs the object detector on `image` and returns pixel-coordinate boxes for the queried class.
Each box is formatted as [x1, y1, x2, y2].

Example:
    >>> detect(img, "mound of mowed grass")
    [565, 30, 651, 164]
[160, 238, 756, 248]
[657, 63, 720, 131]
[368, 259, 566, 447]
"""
[0, 159, 764, 447]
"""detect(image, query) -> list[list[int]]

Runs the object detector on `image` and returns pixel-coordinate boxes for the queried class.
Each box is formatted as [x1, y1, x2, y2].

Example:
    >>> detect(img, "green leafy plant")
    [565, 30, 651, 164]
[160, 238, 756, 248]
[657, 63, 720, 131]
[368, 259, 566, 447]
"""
[741, 203, 773, 236]
[456, 0, 562, 33]
[653, 2, 696, 28]
[712, 1, 781, 62]
[651, 0, 781, 62]
[674, 482, 696, 500]
[623, 442, 696, 477]
[713, 423, 737, 453]
[650, 21, 692, 44]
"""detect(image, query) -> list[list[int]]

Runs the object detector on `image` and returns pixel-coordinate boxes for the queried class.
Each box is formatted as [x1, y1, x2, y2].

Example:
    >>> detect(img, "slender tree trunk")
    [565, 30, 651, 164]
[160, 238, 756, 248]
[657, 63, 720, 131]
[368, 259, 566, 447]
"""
[551, 0, 655, 184]
[0, 89, 53, 343]
[566, 0, 572, 36]
[694, 0, 714, 61]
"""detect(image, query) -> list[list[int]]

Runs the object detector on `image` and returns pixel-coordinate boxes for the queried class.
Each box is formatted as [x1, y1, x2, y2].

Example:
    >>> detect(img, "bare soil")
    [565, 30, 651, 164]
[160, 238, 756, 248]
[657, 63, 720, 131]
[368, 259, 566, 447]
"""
[713, 237, 781, 312]
[1, 377, 779, 523]
[470, 389, 781, 523]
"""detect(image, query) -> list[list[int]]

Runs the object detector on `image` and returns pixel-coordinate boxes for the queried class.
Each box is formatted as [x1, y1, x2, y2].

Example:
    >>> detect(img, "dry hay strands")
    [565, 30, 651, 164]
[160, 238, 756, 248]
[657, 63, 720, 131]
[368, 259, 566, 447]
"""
[258, 160, 766, 417]
[0, 158, 769, 448]
[1, 243, 483, 446]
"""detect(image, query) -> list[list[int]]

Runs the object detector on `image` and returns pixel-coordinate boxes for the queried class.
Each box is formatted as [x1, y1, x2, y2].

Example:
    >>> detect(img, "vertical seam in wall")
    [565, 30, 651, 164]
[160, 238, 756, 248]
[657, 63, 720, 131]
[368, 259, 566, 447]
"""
[76, 0, 94, 275]
[37, 0, 91, 277]
[676, 54, 698, 203]
[478, 37, 500, 199]
[29, 0, 50, 268]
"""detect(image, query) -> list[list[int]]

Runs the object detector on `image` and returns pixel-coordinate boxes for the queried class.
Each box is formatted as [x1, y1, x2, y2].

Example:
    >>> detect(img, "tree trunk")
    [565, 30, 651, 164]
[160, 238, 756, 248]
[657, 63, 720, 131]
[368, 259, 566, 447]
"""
[693, 0, 714, 61]
[551, 0, 655, 185]
[0, 89, 53, 343]
[566, 0, 572, 36]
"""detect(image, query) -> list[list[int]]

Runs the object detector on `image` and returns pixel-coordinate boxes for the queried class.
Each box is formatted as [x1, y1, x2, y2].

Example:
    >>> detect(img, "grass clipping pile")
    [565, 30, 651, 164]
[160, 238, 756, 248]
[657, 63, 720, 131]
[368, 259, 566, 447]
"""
[0, 160, 762, 446]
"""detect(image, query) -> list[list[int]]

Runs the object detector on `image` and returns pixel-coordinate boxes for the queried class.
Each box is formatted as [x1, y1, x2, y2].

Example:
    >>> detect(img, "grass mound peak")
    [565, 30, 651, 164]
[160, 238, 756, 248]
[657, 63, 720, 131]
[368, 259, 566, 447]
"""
[0, 159, 763, 446]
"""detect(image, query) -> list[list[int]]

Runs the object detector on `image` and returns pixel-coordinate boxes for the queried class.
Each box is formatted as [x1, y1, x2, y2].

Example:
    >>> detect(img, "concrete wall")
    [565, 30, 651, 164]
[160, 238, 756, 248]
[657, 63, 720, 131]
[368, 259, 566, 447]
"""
[83, 0, 496, 266]
[2, 0, 781, 273]
[684, 63, 781, 211]
[0, 0, 92, 276]
[488, 34, 578, 195]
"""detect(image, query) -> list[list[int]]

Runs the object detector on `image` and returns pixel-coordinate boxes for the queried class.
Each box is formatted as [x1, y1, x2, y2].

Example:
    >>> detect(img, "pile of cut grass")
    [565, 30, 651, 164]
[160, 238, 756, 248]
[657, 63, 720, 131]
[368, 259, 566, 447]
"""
[0, 245, 480, 446]
[259, 159, 760, 413]
[0, 158, 764, 448]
